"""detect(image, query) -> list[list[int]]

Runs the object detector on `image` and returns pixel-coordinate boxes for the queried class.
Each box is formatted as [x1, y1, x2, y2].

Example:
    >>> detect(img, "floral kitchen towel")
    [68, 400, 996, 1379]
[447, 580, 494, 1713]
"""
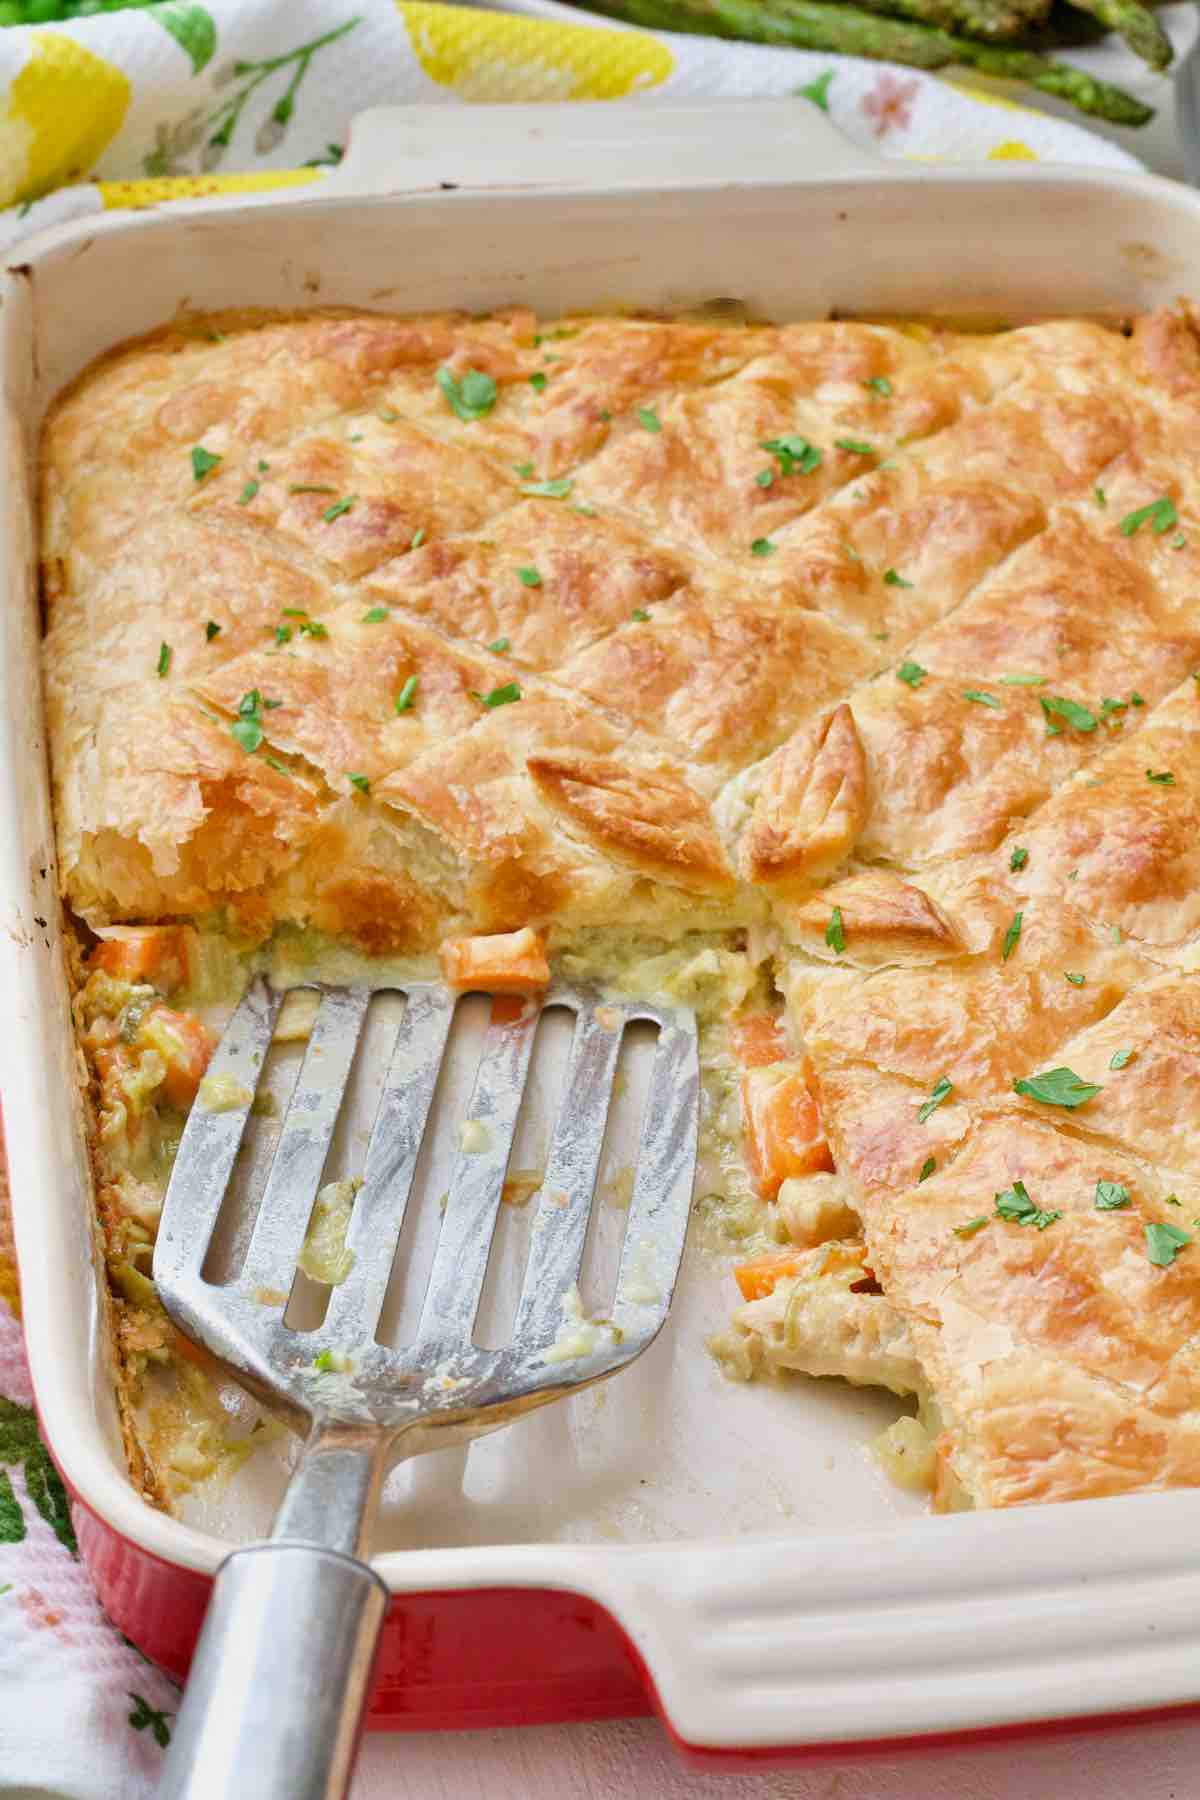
[0, 0, 1156, 254]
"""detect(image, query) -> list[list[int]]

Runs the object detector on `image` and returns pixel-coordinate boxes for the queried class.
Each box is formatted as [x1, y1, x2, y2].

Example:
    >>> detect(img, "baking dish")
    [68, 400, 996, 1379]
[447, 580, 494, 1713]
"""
[7, 100, 1200, 1762]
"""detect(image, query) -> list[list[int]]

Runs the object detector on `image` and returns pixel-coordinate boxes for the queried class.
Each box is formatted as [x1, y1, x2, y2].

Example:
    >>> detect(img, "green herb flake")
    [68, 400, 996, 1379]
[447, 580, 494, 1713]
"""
[288, 484, 336, 496]
[205, 621, 221, 642]
[521, 478, 572, 499]
[917, 1076, 953, 1124]
[190, 446, 221, 482]
[1064, 971, 1086, 986]
[883, 568, 912, 588]
[755, 467, 775, 489]
[1099, 697, 1127, 721]
[994, 1179, 1061, 1231]
[377, 406, 401, 424]
[1040, 695, 1097, 734]
[1120, 496, 1177, 538]
[394, 675, 419, 714]
[1013, 1066, 1102, 1109]
[411, 528, 426, 550]
[865, 376, 893, 397]
[1146, 768, 1176, 784]
[347, 772, 370, 794]
[999, 673, 1047, 687]
[273, 624, 292, 646]
[1095, 1179, 1130, 1210]
[896, 660, 926, 689]
[487, 637, 511, 654]
[1146, 1221, 1192, 1267]
[322, 495, 356, 523]
[529, 372, 548, 393]
[1009, 846, 1028, 871]
[1094, 486, 1106, 508]
[156, 642, 171, 679]
[1167, 1193, 1182, 1207]
[436, 366, 498, 422]
[636, 406, 662, 433]
[257, 459, 270, 473]
[825, 906, 845, 955]
[953, 1216, 990, 1239]
[760, 435, 822, 477]
[1173, 533, 1188, 550]
[918, 1156, 936, 1183]
[362, 606, 389, 623]
[835, 438, 876, 456]
[750, 538, 776, 558]
[517, 565, 542, 588]
[472, 682, 522, 709]
[299, 620, 327, 640]
[1002, 911, 1023, 962]
[237, 480, 259, 506]
[963, 689, 1002, 709]
[1131, 692, 1146, 706]
[1110, 1047, 1133, 1070]
[514, 461, 534, 479]
[631, 608, 651, 622]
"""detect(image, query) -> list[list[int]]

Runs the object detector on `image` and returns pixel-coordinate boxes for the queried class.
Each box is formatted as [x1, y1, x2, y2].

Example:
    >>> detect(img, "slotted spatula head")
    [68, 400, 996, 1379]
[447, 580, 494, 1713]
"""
[155, 974, 699, 1455]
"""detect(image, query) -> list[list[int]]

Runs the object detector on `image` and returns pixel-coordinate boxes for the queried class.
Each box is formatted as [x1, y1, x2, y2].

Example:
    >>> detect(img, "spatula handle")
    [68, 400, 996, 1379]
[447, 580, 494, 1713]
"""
[159, 1543, 388, 1800]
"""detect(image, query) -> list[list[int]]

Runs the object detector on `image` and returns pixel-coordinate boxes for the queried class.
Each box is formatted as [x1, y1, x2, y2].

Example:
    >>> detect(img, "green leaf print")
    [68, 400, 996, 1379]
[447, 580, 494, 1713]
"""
[0, 1468, 24, 1545]
[156, 4, 218, 76]
[0, 1397, 76, 1554]
[797, 69, 835, 111]
[128, 1693, 173, 1750]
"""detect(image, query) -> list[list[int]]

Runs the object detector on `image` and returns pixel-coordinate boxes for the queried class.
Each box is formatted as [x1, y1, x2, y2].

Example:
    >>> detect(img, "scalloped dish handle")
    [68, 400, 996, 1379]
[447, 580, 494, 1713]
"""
[326, 98, 881, 198]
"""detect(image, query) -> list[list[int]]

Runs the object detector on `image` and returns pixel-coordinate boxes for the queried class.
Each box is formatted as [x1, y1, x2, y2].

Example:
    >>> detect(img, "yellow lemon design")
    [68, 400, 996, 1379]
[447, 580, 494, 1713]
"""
[99, 169, 323, 211]
[0, 32, 130, 208]
[988, 139, 1038, 161]
[399, 0, 673, 102]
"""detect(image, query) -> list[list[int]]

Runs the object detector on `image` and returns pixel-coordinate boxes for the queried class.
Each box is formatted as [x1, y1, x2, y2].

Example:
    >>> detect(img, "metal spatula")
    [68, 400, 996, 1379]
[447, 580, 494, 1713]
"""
[153, 975, 698, 1800]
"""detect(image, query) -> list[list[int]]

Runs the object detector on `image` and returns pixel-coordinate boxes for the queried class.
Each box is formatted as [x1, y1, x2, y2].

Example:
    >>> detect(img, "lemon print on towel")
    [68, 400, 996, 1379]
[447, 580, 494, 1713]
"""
[0, 32, 130, 207]
[400, 0, 673, 100]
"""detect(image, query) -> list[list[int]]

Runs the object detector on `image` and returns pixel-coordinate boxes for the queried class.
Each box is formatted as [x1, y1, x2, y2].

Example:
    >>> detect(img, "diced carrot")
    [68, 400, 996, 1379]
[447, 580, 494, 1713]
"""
[137, 1005, 214, 1109]
[439, 927, 550, 995]
[731, 1011, 792, 1068]
[740, 1060, 834, 1200]
[92, 926, 193, 992]
[733, 1251, 805, 1302]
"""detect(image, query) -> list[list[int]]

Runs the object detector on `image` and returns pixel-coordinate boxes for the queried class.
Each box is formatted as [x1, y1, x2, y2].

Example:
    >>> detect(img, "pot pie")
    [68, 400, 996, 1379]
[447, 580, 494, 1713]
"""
[41, 301, 1200, 1514]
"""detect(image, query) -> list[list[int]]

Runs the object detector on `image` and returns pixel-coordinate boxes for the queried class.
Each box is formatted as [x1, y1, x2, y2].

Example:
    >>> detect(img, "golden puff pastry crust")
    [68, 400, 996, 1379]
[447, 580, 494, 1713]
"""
[42, 300, 1200, 1515]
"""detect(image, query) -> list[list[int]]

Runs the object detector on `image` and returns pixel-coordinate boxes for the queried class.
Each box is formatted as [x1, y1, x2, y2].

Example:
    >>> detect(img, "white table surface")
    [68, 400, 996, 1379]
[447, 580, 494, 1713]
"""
[354, 100, 1194, 1799]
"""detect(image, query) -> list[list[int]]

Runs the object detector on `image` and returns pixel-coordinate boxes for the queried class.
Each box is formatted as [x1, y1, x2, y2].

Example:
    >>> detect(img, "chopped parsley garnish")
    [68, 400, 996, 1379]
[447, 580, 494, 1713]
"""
[1095, 1179, 1130, 1210]
[864, 376, 892, 396]
[750, 538, 776, 558]
[963, 689, 1001, 709]
[636, 406, 662, 433]
[205, 621, 221, 642]
[1120, 496, 1177, 538]
[516, 566, 542, 587]
[347, 772, 370, 793]
[411, 528, 426, 549]
[156, 642, 171, 678]
[514, 461, 534, 478]
[631, 608, 651, 622]
[362, 606, 389, 623]
[1145, 1221, 1191, 1267]
[376, 406, 400, 423]
[1167, 1194, 1182, 1206]
[896, 660, 926, 688]
[999, 673, 1047, 687]
[1040, 695, 1097, 734]
[274, 624, 291, 646]
[529, 372, 548, 393]
[298, 619, 327, 640]
[883, 568, 912, 588]
[1173, 533, 1188, 550]
[488, 637, 511, 653]
[1109, 1047, 1133, 1070]
[918, 1156, 936, 1183]
[237, 480, 259, 506]
[1009, 846, 1028, 871]
[521, 478, 572, 499]
[1064, 971, 1085, 986]
[953, 1216, 990, 1238]
[1130, 692, 1145, 706]
[436, 366, 497, 421]
[917, 1076, 953, 1123]
[472, 682, 522, 708]
[1099, 697, 1127, 721]
[230, 688, 279, 755]
[394, 675, 418, 713]
[760, 436, 821, 477]
[825, 907, 845, 954]
[190, 446, 221, 481]
[1012, 1066, 1101, 1108]
[258, 459, 270, 473]
[1002, 912, 1022, 962]
[994, 1179, 1061, 1231]
[322, 495, 356, 523]
[1094, 486, 1106, 508]
[835, 438, 876, 456]
[1146, 768, 1176, 784]
[755, 468, 775, 489]
[288, 484, 335, 495]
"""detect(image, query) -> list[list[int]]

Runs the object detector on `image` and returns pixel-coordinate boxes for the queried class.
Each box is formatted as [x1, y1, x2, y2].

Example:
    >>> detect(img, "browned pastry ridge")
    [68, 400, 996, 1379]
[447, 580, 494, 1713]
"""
[40, 300, 1200, 1512]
